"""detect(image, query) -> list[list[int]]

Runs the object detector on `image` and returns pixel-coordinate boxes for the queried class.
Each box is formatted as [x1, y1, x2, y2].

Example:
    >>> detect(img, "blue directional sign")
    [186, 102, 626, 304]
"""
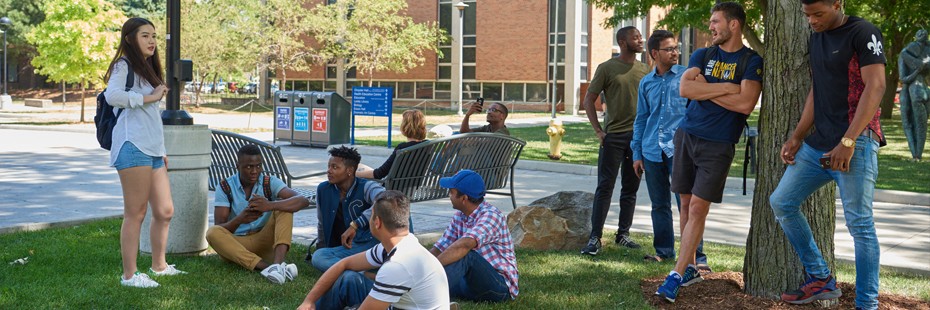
[352, 87, 393, 117]
[293, 107, 309, 132]
[276, 107, 290, 130]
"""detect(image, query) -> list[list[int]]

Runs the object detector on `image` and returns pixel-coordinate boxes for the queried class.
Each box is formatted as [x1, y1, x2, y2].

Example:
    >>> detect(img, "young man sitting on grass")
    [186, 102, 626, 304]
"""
[205, 144, 311, 284]
[430, 169, 519, 302]
[297, 191, 450, 310]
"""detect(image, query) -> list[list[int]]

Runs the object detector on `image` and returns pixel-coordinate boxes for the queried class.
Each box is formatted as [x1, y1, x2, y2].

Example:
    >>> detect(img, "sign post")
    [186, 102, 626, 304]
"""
[351, 87, 394, 147]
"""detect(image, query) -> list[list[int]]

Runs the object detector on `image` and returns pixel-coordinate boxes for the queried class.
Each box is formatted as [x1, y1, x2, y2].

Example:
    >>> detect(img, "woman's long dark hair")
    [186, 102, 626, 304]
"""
[103, 17, 164, 87]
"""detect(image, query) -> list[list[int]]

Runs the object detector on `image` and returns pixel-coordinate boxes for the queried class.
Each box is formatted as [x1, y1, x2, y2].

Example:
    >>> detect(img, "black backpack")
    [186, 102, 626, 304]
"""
[94, 58, 134, 150]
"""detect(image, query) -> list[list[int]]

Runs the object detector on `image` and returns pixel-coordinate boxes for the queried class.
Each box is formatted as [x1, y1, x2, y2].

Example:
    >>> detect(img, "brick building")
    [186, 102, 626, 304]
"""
[281, 0, 708, 114]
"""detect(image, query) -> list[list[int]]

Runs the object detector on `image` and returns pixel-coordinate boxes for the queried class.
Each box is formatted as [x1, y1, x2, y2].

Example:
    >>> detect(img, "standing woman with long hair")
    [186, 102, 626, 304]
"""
[104, 17, 185, 288]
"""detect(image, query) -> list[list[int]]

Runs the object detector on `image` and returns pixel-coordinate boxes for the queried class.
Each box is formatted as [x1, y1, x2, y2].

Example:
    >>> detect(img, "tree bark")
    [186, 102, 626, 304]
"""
[744, 0, 837, 301]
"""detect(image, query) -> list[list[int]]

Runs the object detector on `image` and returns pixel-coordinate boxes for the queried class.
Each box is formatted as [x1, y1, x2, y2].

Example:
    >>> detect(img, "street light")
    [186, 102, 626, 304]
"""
[451, 2, 467, 116]
[1, 16, 11, 96]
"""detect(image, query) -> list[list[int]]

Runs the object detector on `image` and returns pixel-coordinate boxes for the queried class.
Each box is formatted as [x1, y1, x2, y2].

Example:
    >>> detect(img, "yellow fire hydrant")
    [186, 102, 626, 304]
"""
[546, 118, 565, 160]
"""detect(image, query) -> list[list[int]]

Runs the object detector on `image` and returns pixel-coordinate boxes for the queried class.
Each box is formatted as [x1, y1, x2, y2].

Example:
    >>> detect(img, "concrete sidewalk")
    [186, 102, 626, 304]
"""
[1, 125, 928, 276]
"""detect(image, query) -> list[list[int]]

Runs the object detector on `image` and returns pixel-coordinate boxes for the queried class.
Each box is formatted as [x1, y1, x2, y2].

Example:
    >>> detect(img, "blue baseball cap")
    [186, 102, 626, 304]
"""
[439, 170, 486, 199]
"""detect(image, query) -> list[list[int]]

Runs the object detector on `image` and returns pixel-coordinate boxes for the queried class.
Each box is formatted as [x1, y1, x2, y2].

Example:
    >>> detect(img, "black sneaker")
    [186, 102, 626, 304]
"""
[615, 234, 641, 249]
[581, 237, 602, 256]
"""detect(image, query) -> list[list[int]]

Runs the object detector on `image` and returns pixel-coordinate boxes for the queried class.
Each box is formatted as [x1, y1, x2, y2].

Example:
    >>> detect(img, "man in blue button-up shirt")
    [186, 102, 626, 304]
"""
[631, 30, 707, 267]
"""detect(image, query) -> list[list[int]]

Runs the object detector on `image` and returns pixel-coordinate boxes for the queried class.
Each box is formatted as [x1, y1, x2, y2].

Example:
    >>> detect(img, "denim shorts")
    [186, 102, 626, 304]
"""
[114, 141, 164, 170]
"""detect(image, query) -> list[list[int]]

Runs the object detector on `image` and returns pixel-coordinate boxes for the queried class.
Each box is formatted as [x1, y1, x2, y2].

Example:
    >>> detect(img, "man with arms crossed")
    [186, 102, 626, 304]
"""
[298, 190, 450, 310]
[771, 1, 886, 309]
[631, 30, 708, 267]
[656, 2, 763, 303]
[581, 26, 649, 255]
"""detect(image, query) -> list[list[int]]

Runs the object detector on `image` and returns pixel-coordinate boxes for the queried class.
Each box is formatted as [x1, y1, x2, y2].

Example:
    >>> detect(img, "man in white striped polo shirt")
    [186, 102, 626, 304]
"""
[298, 191, 450, 310]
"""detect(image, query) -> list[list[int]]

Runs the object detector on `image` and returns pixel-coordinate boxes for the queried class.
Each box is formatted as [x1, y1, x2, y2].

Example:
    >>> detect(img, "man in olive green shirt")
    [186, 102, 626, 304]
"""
[581, 26, 649, 256]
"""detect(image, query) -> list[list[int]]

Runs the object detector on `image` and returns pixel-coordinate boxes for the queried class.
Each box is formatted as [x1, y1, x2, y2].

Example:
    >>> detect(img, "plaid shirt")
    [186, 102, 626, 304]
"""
[434, 201, 519, 298]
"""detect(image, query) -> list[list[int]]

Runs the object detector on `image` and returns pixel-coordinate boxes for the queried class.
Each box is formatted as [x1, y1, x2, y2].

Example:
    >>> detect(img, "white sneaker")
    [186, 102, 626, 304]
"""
[261, 264, 286, 284]
[120, 272, 160, 288]
[280, 262, 298, 281]
[151, 264, 187, 276]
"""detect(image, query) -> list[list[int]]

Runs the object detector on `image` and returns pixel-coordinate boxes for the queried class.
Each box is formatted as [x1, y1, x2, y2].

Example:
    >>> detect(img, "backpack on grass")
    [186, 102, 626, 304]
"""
[94, 58, 134, 150]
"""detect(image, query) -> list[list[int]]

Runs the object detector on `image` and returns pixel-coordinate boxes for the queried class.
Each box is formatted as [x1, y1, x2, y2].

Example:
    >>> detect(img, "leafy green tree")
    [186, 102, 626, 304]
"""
[588, 0, 765, 55]
[112, 0, 166, 20]
[177, 0, 261, 106]
[258, 0, 319, 91]
[308, 0, 447, 86]
[26, 0, 125, 122]
[0, 0, 48, 60]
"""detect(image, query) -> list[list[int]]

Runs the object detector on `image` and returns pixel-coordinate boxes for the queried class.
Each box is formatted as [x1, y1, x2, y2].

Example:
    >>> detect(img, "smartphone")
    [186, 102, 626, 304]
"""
[477, 97, 485, 107]
[819, 156, 831, 169]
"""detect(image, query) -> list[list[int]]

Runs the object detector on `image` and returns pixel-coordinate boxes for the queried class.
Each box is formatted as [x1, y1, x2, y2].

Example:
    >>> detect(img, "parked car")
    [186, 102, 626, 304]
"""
[242, 82, 258, 94]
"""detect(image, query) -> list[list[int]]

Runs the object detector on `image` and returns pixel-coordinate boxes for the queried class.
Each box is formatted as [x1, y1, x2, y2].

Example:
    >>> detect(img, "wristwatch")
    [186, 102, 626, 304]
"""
[841, 137, 856, 148]
[349, 221, 358, 230]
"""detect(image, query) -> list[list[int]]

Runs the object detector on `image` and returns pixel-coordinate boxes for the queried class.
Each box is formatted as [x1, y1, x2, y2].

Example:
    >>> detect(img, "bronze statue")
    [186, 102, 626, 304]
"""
[899, 29, 929, 160]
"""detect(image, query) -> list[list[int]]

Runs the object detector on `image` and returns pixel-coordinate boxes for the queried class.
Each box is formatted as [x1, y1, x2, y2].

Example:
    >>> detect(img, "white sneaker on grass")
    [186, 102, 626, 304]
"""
[280, 263, 298, 281]
[261, 264, 286, 284]
[151, 264, 187, 276]
[121, 272, 160, 288]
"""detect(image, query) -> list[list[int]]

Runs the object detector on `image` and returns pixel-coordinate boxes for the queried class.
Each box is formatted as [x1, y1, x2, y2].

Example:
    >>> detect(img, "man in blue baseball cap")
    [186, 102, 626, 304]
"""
[429, 170, 519, 302]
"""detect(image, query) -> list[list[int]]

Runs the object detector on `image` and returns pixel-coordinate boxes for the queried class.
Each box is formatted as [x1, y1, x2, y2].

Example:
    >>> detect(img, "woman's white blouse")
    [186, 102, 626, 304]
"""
[104, 60, 166, 167]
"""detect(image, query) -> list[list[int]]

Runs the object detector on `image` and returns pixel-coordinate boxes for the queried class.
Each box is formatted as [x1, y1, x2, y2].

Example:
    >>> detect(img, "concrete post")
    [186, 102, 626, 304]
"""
[140, 124, 211, 254]
[565, 0, 582, 116]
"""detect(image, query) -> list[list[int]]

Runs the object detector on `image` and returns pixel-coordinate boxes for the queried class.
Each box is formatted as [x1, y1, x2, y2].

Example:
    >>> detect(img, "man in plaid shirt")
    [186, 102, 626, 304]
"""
[430, 170, 519, 302]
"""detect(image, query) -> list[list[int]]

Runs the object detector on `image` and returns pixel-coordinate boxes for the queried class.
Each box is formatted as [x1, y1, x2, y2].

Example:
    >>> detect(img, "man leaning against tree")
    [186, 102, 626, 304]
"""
[770, 1, 886, 309]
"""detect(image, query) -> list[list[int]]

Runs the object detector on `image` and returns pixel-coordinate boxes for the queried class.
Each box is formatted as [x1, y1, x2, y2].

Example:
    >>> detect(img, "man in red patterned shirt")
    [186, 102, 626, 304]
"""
[430, 169, 519, 302]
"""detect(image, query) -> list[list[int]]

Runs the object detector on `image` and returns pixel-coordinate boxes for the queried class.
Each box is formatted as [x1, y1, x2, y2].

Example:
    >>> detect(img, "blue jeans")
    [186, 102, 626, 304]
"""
[311, 238, 380, 272]
[316, 271, 373, 310]
[644, 155, 706, 264]
[445, 251, 511, 302]
[769, 136, 880, 310]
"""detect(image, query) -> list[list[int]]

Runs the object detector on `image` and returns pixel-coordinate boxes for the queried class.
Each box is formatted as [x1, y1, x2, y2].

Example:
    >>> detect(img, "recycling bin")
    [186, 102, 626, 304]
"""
[273, 91, 294, 144]
[308, 91, 351, 147]
[291, 91, 313, 146]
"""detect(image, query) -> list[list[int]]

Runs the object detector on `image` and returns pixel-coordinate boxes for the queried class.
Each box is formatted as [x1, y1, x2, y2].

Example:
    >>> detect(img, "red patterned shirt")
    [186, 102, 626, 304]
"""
[434, 201, 519, 298]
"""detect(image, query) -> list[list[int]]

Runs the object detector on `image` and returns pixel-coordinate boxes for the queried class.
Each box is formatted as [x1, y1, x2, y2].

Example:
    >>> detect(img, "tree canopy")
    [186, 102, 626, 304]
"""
[308, 0, 447, 86]
[26, 0, 124, 88]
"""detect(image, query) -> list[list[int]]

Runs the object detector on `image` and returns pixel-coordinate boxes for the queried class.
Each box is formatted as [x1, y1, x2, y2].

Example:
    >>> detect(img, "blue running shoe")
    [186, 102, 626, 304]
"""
[681, 265, 704, 287]
[781, 274, 842, 305]
[655, 272, 683, 303]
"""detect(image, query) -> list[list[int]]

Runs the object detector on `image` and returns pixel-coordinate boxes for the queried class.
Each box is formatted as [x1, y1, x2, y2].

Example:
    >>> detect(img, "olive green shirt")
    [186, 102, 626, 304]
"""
[588, 58, 649, 133]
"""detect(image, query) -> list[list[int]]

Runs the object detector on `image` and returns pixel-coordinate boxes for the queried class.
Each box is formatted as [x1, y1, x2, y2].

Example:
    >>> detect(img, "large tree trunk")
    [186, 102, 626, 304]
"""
[744, 0, 837, 301]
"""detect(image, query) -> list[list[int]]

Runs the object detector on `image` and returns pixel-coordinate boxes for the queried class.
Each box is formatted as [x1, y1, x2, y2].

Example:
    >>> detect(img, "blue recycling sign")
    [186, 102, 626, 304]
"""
[276, 107, 290, 130]
[352, 87, 393, 117]
[294, 107, 309, 132]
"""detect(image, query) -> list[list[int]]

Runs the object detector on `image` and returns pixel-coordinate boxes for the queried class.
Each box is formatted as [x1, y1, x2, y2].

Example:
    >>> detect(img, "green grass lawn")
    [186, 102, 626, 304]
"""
[2, 219, 927, 309]
[355, 111, 929, 193]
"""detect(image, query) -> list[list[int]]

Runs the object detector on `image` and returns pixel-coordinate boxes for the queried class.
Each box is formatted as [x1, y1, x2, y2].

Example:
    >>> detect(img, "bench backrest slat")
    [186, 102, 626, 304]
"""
[381, 133, 525, 204]
[209, 129, 294, 190]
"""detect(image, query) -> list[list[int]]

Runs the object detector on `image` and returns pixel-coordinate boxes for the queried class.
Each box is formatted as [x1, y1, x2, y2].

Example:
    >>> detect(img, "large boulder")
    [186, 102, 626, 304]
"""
[507, 191, 594, 250]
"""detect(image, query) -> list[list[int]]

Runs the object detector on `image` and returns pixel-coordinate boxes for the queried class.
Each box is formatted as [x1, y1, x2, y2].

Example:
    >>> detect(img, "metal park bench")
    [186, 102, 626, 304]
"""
[380, 133, 526, 209]
[208, 129, 323, 208]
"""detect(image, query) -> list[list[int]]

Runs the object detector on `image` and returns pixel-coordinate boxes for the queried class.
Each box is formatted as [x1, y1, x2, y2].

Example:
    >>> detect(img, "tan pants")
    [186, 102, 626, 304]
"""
[206, 211, 293, 270]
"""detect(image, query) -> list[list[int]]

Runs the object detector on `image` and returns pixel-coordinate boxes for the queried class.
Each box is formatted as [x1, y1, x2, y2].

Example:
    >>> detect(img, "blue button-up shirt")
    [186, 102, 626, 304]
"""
[632, 64, 688, 163]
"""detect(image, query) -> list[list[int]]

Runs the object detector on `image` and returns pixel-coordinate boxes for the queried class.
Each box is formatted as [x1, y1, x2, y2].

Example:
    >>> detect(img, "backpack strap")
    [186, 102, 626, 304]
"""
[114, 58, 135, 119]
[219, 179, 234, 206]
[262, 175, 274, 202]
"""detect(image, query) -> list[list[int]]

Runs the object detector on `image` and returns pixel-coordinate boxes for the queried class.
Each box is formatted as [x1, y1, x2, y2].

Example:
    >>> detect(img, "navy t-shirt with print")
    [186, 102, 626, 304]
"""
[806, 16, 886, 151]
[679, 46, 763, 144]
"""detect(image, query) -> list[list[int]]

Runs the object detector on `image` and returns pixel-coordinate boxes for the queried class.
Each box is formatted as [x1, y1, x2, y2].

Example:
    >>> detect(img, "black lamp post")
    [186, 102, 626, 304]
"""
[0, 16, 11, 96]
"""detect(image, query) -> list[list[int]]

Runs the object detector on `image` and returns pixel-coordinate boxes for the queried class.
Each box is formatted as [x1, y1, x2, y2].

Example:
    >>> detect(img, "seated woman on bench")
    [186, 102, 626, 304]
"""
[357, 109, 429, 179]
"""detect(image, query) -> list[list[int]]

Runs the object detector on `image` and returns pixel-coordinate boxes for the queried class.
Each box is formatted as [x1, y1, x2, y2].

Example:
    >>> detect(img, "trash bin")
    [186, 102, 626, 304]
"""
[273, 91, 294, 144]
[291, 91, 313, 146]
[309, 91, 350, 147]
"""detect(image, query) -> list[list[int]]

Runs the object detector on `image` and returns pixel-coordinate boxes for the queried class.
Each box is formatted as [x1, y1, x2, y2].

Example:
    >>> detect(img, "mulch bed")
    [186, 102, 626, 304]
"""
[641, 271, 930, 309]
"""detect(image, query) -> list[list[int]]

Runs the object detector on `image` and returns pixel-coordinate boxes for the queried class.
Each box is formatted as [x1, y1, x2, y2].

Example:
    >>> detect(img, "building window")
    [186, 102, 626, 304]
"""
[416, 82, 434, 99]
[463, 82, 481, 100]
[293, 80, 309, 91]
[435, 82, 451, 99]
[308, 81, 323, 91]
[526, 83, 548, 103]
[549, 0, 566, 83]
[482, 83, 502, 101]
[397, 82, 415, 99]
[438, 0, 476, 82]
[504, 83, 524, 102]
